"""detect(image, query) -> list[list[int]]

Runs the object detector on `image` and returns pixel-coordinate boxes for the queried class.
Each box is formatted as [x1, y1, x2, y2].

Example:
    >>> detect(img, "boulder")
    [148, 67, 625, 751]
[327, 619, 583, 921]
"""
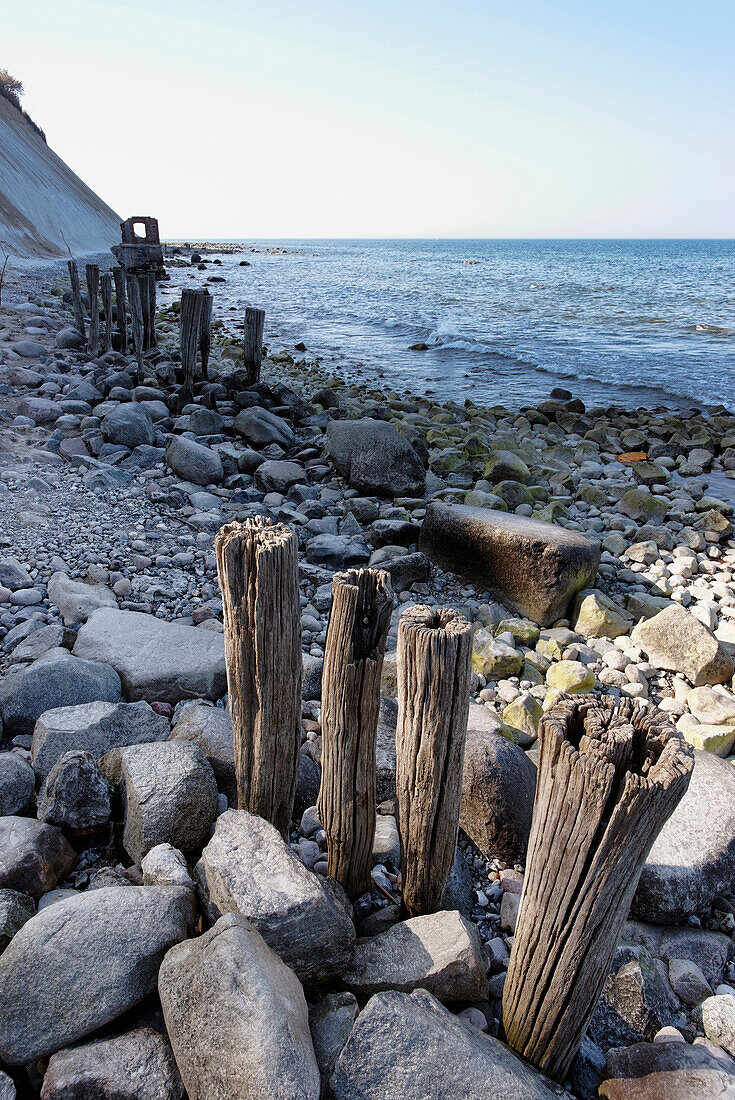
[73, 608, 226, 702]
[0, 817, 77, 899]
[590, 944, 678, 1051]
[195, 810, 355, 983]
[325, 419, 426, 497]
[18, 396, 62, 423]
[341, 910, 488, 1003]
[0, 752, 35, 815]
[101, 404, 156, 449]
[234, 406, 295, 449]
[12, 339, 46, 358]
[306, 534, 370, 570]
[159, 913, 320, 1100]
[47, 571, 117, 625]
[188, 406, 223, 434]
[0, 886, 194, 1064]
[0, 888, 35, 952]
[169, 703, 235, 803]
[420, 503, 599, 626]
[330, 988, 558, 1099]
[631, 605, 734, 686]
[32, 699, 169, 782]
[0, 1072, 12, 1100]
[460, 726, 537, 862]
[573, 590, 633, 639]
[702, 995, 735, 1057]
[41, 1026, 185, 1099]
[618, 487, 668, 525]
[0, 556, 32, 590]
[623, 921, 734, 990]
[255, 459, 307, 493]
[101, 741, 218, 863]
[309, 992, 358, 1088]
[37, 750, 111, 830]
[54, 326, 85, 350]
[165, 435, 223, 485]
[633, 750, 735, 922]
[141, 844, 195, 890]
[379, 551, 431, 591]
[0, 652, 122, 737]
[599, 1041, 735, 1099]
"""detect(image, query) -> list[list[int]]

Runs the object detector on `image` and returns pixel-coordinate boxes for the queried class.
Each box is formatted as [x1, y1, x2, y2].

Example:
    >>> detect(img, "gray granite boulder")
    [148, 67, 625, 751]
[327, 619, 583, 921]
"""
[32, 699, 169, 782]
[101, 741, 218, 863]
[460, 724, 537, 862]
[165, 435, 223, 486]
[37, 750, 111, 830]
[0, 557, 32, 590]
[326, 419, 425, 498]
[47, 571, 117, 625]
[589, 944, 678, 1051]
[330, 988, 558, 1099]
[41, 1026, 185, 1099]
[195, 810, 355, 983]
[234, 407, 295, 449]
[0, 886, 194, 1064]
[0, 817, 77, 899]
[101, 404, 156, 449]
[632, 605, 734, 686]
[255, 459, 307, 493]
[0, 889, 34, 952]
[159, 913, 320, 1100]
[420, 502, 600, 626]
[0, 652, 122, 737]
[623, 921, 734, 989]
[169, 702, 235, 803]
[309, 992, 359, 1091]
[0, 752, 35, 815]
[73, 608, 226, 702]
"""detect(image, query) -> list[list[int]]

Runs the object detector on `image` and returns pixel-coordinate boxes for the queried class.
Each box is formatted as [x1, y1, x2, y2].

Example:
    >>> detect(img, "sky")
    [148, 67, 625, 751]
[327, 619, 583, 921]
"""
[4, 0, 734, 238]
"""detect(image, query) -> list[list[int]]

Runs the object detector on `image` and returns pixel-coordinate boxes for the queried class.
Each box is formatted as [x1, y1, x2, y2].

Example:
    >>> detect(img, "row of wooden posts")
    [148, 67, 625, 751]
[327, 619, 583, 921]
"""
[215, 516, 693, 1085]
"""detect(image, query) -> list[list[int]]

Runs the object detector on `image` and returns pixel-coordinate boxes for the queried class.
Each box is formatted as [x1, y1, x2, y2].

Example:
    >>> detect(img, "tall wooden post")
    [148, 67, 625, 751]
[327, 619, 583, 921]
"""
[215, 518, 302, 838]
[100, 272, 113, 354]
[502, 695, 693, 1083]
[199, 290, 213, 380]
[146, 270, 157, 349]
[126, 275, 145, 385]
[67, 260, 86, 338]
[85, 264, 99, 355]
[244, 306, 265, 385]
[180, 288, 203, 408]
[318, 569, 393, 898]
[112, 266, 127, 354]
[396, 605, 472, 917]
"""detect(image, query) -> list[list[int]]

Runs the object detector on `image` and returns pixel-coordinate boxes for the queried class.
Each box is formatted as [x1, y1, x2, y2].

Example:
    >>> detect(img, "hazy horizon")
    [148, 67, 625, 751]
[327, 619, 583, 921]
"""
[5, 0, 734, 239]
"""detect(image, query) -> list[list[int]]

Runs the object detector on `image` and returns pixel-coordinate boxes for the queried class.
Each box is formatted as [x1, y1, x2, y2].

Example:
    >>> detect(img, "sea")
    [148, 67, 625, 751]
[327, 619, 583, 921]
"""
[173, 239, 735, 414]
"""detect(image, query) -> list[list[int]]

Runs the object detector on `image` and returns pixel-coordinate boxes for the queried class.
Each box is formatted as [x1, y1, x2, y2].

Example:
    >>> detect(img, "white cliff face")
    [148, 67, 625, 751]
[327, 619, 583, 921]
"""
[0, 95, 120, 258]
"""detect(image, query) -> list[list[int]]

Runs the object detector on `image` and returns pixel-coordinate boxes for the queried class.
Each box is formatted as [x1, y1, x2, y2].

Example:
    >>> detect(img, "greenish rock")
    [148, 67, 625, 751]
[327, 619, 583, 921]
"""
[496, 619, 540, 647]
[603, 532, 628, 557]
[577, 484, 608, 508]
[502, 694, 542, 747]
[631, 461, 671, 486]
[521, 659, 545, 686]
[493, 481, 534, 509]
[534, 501, 569, 522]
[483, 451, 531, 485]
[678, 721, 735, 757]
[573, 590, 633, 640]
[536, 636, 565, 661]
[546, 660, 596, 693]
[472, 631, 523, 679]
[619, 488, 668, 526]
[464, 490, 507, 510]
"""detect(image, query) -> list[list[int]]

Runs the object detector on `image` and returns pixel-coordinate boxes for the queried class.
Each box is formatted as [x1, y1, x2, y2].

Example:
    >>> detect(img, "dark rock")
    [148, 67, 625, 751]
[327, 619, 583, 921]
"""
[325, 419, 426, 498]
[101, 404, 156, 449]
[0, 652, 122, 738]
[37, 750, 111, 830]
[0, 817, 77, 899]
[0, 889, 35, 952]
[599, 1040, 735, 1099]
[255, 459, 307, 493]
[165, 435, 223, 485]
[460, 723, 537, 862]
[0, 752, 35, 815]
[590, 944, 678, 1052]
[233, 406, 295, 449]
[41, 1026, 185, 1099]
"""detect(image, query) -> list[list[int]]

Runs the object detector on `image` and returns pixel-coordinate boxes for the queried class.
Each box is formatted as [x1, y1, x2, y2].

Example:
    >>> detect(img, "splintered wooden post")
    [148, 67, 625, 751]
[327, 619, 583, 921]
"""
[100, 272, 113, 353]
[180, 288, 204, 407]
[318, 568, 393, 898]
[126, 275, 145, 384]
[67, 260, 86, 338]
[502, 695, 694, 1083]
[199, 290, 213, 380]
[112, 266, 127, 353]
[396, 605, 472, 917]
[146, 270, 157, 349]
[243, 306, 265, 385]
[215, 518, 302, 837]
[85, 264, 100, 354]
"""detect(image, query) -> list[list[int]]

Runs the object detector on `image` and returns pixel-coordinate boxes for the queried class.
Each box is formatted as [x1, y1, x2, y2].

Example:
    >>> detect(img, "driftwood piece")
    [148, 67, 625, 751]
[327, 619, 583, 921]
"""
[395, 605, 472, 916]
[67, 260, 86, 338]
[318, 568, 393, 898]
[126, 275, 145, 384]
[199, 290, 213, 380]
[100, 272, 113, 353]
[215, 518, 302, 837]
[244, 306, 265, 385]
[502, 694, 694, 1083]
[179, 288, 204, 407]
[85, 264, 99, 354]
[146, 270, 157, 349]
[112, 266, 127, 353]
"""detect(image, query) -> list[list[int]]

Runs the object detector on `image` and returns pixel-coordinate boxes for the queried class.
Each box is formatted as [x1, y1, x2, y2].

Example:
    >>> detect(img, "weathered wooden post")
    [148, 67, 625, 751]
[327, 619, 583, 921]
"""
[243, 306, 265, 385]
[146, 270, 157, 349]
[85, 264, 100, 354]
[112, 266, 127, 353]
[126, 275, 145, 385]
[215, 518, 302, 838]
[502, 695, 693, 1083]
[67, 260, 86, 338]
[318, 568, 393, 898]
[395, 605, 473, 916]
[199, 289, 213, 380]
[180, 288, 204, 407]
[100, 272, 113, 353]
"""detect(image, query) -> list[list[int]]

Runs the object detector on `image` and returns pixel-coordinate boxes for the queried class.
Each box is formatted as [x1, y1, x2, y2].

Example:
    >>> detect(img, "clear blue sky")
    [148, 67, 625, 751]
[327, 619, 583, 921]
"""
[5, 0, 734, 237]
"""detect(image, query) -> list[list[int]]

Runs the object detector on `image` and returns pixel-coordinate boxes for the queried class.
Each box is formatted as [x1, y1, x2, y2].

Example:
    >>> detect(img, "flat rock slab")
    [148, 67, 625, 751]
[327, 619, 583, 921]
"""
[0, 886, 194, 1065]
[633, 750, 735, 923]
[632, 604, 734, 686]
[41, 1026, 185, 1100]
[599, 1040, 735, 1099]
[0, 652, 122, 737]
[0, 817, 77, 899]
[32, 699, 170, 782]
[195, 810, 355, 984]
[341, 910, 488, 1003]
[325, 418, 425, 498]
[420, 502, 600, 626]
[159, 913, 320, 1100]
[330, 988, 558, 1099]
[73, 608, 226, 703]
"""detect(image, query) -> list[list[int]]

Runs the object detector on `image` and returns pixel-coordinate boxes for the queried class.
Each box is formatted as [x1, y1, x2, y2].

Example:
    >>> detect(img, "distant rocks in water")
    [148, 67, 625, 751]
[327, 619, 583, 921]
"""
[325, 418, 426, 497]
[409, 342, 429, 351]
[420, 502, 600, 626]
